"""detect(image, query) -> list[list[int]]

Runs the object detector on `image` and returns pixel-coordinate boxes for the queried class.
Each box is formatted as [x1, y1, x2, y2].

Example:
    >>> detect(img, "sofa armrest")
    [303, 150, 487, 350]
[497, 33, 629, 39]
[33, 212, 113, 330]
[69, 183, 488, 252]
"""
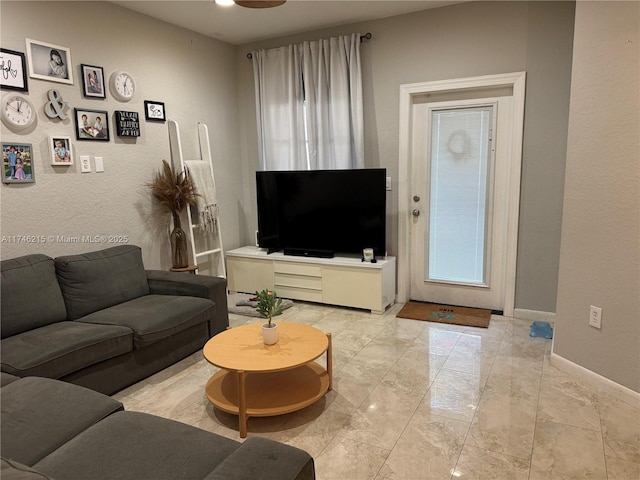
[204, 437, 315, 480]
[146, 270, 228, 337]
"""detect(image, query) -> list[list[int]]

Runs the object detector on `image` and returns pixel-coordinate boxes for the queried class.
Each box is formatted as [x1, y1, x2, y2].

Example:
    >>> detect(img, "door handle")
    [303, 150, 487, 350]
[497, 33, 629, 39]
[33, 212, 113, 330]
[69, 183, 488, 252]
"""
[412, 209, 420, 217]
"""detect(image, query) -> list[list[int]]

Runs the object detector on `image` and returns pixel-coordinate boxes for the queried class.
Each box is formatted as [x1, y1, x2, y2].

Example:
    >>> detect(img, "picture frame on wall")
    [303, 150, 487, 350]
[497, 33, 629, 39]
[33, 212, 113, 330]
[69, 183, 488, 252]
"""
[144, 100, 166, 122]
[0, 48, 29, 91]
[49, 135, 73, 165]
[2, 142, 34, 183]
[74, 108, 110, 141]
[115, 110, 140, 137]
[25, 38, 73, 85]
[80, 64, 105, 99]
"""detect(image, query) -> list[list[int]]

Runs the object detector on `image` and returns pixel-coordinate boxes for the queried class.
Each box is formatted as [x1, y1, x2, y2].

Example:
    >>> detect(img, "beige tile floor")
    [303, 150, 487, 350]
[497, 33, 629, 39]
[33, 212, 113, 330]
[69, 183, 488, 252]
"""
[113, 301, 640, 480]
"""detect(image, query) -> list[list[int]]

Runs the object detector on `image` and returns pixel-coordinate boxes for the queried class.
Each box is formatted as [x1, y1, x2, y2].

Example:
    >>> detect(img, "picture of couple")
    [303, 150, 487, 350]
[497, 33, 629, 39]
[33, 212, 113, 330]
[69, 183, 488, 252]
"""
[81, 64, 105, 98]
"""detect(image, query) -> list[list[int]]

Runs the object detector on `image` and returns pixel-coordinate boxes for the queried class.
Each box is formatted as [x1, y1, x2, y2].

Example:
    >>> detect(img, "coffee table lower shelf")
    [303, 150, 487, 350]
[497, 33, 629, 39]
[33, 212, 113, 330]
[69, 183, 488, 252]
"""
[206, 363, 330, 435]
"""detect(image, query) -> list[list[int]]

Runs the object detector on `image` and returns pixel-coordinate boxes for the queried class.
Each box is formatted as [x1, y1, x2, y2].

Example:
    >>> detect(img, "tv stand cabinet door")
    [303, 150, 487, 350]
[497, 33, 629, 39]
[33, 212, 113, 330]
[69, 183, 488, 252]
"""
[322, 266, 383, 313]
[227, 256, 274, 294]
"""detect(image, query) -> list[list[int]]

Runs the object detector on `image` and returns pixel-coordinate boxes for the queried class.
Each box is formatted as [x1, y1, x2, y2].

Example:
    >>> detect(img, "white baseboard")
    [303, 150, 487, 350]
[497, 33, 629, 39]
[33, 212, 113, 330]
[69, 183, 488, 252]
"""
[550, 352, 640, 409]
[513, 308, 555, 323]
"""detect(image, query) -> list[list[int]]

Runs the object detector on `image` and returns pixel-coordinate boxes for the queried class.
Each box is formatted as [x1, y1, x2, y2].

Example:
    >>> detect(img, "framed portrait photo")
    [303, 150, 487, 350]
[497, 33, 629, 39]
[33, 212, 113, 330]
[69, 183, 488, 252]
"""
[74, 108, 109, 141]
[2, 143, 34, 184]
[144, 100, 166, 122]
[0, 48, 29, 91]
[80, 64, 105, 99]
[25, 38, 73, 85]
[49, 136, 73, 165]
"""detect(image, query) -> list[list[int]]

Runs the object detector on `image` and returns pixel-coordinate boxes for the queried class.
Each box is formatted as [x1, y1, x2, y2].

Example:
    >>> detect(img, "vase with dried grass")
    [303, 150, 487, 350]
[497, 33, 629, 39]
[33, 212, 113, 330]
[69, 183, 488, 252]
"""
[148, 160, 198, 269]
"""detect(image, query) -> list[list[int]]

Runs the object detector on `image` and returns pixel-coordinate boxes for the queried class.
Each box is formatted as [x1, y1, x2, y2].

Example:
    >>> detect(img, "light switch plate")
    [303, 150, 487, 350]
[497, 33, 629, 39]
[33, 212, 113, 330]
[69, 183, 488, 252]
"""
[80, 156, 91, 173]
[95, 156, 104, 172]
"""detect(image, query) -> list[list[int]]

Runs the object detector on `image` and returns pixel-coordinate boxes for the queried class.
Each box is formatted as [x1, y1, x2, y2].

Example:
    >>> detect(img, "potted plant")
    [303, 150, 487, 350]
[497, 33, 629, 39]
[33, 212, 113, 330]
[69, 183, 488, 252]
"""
[255, 288, 284, 345]
[148, 160, 198, 268]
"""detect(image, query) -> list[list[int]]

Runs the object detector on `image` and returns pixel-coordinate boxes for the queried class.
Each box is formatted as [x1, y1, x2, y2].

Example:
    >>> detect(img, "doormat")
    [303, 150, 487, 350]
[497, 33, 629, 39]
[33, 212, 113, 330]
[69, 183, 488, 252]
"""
[397, 301, 491, 328]
[227, 293, 294, 318]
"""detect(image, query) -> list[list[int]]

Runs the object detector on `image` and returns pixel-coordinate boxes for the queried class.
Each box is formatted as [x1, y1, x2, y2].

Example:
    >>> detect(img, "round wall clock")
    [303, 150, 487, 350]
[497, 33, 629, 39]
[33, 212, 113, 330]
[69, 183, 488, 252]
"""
[1, 94, 36, 131]
[109, 71, 136, 102]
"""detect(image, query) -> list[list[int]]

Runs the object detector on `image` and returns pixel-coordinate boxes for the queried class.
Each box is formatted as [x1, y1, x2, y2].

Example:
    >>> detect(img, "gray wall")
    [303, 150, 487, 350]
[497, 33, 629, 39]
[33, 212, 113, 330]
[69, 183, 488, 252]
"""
[0, 1, 244, 271]
[554, 2, 640, 392]
[1, 2, 574, 313]
[236, 1, 576, 313]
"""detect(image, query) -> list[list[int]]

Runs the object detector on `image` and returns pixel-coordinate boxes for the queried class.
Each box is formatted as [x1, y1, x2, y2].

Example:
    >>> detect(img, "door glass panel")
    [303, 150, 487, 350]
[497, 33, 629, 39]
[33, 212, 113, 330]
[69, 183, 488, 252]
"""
[428, 106, 492, 284]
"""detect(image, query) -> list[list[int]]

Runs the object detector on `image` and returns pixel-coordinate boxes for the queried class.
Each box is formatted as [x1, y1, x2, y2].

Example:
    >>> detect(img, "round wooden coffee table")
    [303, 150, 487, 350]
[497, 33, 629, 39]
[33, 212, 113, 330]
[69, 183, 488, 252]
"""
[203, 322, 332, 437]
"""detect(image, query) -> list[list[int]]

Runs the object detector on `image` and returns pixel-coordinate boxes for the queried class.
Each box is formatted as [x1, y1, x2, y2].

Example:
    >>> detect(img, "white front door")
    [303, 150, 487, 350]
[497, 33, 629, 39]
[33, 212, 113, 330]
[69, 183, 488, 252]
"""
[409, 95, 513, 311]
[398, 72, 526, 316]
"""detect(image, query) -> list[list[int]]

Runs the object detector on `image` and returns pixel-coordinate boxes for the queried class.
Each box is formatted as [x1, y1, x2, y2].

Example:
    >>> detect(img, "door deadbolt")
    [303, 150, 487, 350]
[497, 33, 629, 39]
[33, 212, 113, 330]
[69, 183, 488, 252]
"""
[412, 209, 420, 217]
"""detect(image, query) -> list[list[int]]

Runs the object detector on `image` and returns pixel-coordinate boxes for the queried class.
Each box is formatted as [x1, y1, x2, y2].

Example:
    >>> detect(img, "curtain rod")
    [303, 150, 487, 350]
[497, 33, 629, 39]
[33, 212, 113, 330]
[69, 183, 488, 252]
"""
[246, 32, 372, 59]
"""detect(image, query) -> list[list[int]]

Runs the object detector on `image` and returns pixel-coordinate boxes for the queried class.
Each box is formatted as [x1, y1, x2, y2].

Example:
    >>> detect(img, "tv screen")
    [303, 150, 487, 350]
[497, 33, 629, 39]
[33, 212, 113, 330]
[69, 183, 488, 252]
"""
[256, 169, 386, 257]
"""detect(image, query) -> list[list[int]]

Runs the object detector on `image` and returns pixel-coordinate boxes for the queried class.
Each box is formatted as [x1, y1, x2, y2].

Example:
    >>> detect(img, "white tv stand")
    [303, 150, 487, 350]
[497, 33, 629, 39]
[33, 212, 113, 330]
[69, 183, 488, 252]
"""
[226, 246, 396, 314]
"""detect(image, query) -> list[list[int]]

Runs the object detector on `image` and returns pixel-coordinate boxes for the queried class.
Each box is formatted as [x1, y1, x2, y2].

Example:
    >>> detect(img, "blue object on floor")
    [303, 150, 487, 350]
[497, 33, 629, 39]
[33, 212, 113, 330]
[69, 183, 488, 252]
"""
[529, 321, 553, 339]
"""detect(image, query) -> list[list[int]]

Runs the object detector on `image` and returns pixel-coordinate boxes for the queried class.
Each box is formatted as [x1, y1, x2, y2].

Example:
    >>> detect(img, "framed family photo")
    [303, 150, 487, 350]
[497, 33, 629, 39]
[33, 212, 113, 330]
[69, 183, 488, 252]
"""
[81, 64, 105, 98]
[0, 48, 29, 91]
[2, 143, 34, 183]
[25, 38, 73, 85]
[144, 100, 166, 121]
[74, 108, 109, 141]
[49, 136, 73, 165]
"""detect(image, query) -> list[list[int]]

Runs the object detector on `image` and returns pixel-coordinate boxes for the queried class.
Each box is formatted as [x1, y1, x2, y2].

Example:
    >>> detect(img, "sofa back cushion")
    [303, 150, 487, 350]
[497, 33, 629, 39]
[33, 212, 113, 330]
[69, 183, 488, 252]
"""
[54, 245, 149, 320]
[1, 255, 67, 338]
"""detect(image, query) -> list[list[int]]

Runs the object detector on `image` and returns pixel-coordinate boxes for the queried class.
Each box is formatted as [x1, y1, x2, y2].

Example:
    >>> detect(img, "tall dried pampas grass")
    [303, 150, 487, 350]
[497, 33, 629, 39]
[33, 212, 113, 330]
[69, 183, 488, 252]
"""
[148, 160, 198, 216]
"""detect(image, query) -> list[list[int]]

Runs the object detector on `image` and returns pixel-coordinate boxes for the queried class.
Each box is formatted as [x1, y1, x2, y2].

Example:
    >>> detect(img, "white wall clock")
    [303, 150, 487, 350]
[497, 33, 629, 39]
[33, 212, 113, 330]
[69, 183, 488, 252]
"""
[1, 94, 36, 131]
[109, 70, 136, 102]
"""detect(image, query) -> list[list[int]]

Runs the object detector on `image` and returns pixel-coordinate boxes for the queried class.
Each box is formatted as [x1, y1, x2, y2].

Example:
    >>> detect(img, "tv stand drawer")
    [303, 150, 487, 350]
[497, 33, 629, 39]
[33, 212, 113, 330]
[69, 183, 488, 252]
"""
[274, 272, 322, 291]
[276, 285, 323, 303]
[274, 262, 321, 277]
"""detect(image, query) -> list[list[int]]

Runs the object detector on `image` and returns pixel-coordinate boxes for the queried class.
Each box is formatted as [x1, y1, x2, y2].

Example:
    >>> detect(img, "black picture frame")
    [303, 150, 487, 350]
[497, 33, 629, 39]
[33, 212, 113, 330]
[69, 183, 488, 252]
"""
[2, 142, 34, 183]
[74, 108, 110, 141]
[0, 48, 28, 91]
[144, 100, 166, 122]
[115, 110, 140, 137]
[80, 64, 106, 99]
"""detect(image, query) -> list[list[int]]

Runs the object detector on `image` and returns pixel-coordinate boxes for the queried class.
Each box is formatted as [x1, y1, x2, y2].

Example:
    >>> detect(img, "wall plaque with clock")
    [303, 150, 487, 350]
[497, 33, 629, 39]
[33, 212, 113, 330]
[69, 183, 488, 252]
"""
[1, 93, 36, 131]
[109, 70, 136, 102]
[115, 110, 140, 137]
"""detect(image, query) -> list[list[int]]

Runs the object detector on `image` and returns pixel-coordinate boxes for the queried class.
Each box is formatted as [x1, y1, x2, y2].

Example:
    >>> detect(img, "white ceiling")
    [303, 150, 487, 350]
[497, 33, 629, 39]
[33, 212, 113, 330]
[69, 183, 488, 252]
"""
[111, 0, 463, 45]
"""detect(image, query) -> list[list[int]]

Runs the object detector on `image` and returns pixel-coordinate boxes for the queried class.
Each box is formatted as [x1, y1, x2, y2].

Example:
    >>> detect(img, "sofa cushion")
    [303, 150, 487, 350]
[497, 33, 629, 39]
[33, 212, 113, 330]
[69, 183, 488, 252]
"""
[1, 377, 123, 467]
[1, 254, 67, 338]
[1, 321, 132, 378]
[54, 245, 149, 320]
[35, 411, 240, 480]
[77, 295, 215, 349]
[1, 372, 20, 386]
[204, 437, 316, 480]
[1, 458, 55, 480]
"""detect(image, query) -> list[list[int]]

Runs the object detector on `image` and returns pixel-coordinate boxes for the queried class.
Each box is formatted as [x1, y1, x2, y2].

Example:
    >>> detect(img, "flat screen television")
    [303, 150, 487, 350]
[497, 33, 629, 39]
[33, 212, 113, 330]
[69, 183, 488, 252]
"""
[256, 168, 386, 258]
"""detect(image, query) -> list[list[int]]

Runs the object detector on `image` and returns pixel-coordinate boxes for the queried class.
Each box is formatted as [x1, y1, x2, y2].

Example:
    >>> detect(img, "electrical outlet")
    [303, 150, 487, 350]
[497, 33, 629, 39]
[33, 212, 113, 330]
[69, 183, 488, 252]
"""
[386, 176, 392, 191]
[589, 305, 602, 329]
[80, 156, 91, 173]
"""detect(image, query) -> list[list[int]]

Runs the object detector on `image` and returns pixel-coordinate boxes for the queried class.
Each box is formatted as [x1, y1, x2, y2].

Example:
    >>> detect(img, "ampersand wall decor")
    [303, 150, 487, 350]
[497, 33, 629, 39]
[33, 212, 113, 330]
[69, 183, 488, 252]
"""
[44, 89, 68, 120]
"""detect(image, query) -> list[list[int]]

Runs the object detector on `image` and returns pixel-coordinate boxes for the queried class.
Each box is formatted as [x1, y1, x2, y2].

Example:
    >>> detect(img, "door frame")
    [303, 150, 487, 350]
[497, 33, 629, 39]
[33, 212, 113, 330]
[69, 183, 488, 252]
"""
[397, 72, 526, 316]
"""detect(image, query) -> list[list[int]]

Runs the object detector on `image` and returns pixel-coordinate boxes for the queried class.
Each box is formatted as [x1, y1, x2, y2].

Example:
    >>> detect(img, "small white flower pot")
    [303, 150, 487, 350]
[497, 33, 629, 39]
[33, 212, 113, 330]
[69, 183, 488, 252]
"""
[262, 322, 279, 345]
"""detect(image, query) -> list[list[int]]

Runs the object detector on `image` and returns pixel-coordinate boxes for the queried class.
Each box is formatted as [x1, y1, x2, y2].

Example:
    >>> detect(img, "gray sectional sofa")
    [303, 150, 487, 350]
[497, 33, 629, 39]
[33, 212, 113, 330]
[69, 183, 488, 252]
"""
[0, 245, 229, 395]
[1, 373, 315, 480]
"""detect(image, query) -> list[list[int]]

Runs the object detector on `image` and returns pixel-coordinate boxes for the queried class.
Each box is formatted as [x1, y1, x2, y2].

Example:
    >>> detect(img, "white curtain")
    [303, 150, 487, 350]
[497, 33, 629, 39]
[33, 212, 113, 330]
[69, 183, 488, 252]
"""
[252, 33, 364, 171]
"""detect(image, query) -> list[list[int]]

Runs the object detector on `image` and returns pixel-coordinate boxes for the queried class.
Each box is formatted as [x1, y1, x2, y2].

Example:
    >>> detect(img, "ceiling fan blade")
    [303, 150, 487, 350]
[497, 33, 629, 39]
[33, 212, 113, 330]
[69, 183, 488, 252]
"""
[235, 1, 286, 8]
